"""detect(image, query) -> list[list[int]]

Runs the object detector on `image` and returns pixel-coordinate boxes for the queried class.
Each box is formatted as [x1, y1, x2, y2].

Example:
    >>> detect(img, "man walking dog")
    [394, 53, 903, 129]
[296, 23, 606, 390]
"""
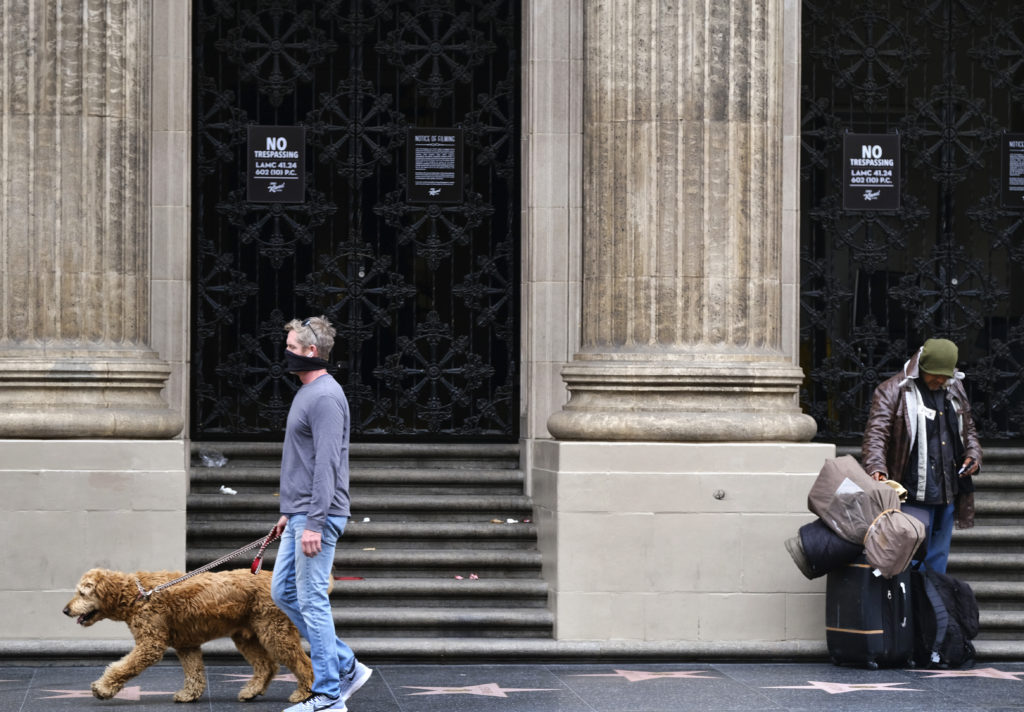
[271, 316, 372, 712]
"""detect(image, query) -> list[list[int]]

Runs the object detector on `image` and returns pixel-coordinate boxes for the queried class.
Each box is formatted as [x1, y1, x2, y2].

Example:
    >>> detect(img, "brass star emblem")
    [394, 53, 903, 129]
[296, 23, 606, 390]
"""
[217, 672, 299, 683]
[40, 686, 177, 701]
[912, 667, 1024, 680]
[403, 683, 559, 697]
[766, 680, 922, 694]
[572, 669, 718, 682]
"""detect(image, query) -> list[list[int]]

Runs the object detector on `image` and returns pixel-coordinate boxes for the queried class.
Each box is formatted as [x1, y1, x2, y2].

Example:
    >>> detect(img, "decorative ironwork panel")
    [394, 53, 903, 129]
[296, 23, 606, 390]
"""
[193, 0, 519, 440]
[802, 0, 1024, 441]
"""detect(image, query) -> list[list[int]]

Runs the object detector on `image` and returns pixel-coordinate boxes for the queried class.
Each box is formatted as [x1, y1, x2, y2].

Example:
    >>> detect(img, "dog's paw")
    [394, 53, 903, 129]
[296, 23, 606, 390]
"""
[288, 689, 312, 703]
[172, 689, 202, 703]
[237, 685, 261, 702]
[91, 680, 120, 700]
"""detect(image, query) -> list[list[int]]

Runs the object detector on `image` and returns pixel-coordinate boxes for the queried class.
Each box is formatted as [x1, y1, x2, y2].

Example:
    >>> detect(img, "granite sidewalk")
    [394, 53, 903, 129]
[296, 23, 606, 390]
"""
[5, 660, 1024, 712]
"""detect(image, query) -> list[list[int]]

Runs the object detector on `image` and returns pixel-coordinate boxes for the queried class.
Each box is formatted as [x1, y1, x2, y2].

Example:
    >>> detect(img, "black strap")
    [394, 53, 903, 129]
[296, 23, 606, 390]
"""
[922, 573, 950, 662]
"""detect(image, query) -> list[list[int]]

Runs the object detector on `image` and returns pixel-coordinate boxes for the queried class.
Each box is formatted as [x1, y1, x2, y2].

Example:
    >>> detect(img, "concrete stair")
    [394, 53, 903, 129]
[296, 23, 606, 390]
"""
[186, 442, 555, 653]
[948, 448, 1024, 655]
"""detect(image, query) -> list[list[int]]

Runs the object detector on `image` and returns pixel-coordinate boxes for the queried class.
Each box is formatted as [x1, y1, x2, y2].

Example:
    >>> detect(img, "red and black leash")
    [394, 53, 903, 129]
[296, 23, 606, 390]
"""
[135, 527, 280, 600]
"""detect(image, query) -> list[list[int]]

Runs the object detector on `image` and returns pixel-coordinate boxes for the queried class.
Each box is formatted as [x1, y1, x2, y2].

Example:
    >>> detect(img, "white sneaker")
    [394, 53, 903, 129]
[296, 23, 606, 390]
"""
[282, 693, 346, 712]
[338, 660, 373, 701]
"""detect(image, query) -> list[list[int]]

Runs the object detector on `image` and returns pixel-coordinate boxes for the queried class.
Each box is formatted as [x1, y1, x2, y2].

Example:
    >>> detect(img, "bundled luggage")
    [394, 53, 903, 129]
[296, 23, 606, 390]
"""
[788, 519, 862, 580]
[806, 456, 924, 577]
[788, 456, 925, 580]
[786, 455, 979, 670]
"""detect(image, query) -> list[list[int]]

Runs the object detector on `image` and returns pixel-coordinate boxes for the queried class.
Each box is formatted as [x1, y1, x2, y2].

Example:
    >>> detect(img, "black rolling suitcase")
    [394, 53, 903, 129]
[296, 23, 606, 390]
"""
[825, 557, 914, 668]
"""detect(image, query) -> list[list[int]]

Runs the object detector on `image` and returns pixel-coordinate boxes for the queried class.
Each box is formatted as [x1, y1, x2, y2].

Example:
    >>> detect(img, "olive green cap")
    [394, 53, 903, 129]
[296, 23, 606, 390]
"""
[919, 338, 958, 377]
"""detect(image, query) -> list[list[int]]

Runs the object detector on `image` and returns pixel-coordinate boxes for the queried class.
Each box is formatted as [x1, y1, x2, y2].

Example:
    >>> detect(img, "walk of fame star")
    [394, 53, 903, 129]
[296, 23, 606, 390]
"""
[911, 667, 1024, 680]
[217, 672, 299, 683]
[766, 680, 922, 694]
[403, 683, 559, 697]
[572, 669, 718, 682]
[39, 686, 177, 701]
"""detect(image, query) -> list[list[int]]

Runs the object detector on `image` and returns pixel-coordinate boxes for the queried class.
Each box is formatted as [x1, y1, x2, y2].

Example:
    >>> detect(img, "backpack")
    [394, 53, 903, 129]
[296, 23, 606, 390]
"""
[911, 570, 980, 668]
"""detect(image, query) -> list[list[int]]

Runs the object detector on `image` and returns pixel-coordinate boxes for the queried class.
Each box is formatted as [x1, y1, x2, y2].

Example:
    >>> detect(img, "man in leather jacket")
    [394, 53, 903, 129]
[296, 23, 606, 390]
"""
[861, 338, 982, 573]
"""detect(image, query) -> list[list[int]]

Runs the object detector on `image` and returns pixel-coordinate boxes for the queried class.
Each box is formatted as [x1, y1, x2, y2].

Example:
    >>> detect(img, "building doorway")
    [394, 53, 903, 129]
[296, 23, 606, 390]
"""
[801, 0, 1024, 442]
[191, 1, 520, 441]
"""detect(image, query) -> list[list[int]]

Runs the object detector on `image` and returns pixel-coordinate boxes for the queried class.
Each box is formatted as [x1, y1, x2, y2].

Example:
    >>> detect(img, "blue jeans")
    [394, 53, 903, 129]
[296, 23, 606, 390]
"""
[903, 502, 956, 574]
[271, 514, 355, 698]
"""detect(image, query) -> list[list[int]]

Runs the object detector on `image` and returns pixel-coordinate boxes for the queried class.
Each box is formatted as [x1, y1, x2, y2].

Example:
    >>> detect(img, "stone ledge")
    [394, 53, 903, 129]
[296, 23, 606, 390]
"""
[0, 637, 829, 664]
[6, 637, 1022, 664]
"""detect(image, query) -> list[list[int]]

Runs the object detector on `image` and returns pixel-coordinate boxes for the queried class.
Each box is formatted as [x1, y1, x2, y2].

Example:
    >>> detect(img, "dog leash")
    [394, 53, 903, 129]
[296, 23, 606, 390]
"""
[134, 527, 279, 600]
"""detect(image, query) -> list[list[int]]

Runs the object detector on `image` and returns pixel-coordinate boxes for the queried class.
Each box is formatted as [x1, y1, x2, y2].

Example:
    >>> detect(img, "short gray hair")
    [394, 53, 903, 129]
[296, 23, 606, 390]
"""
[285, 316, 336, 359]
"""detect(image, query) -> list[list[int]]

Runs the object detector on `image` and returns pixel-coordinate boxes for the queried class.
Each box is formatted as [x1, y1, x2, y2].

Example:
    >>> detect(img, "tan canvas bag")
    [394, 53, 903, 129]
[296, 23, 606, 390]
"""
[807, 455, 902, 544]
[863, 508, 926, 578]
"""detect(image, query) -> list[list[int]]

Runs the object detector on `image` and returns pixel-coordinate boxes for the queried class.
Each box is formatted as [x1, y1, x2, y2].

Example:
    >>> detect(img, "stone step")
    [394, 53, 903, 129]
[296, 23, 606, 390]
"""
[331, 606, 554, 638]
[975, 497, 1024, 515]
[186, 547, 543, 578]
[948, 553, 1024, 583]
[191, 466, 525, 495]
[193, 441, 521, 470]
[953, 526, 1024, 542]
[976, 610, 1024, 640]
[188, 519, 538, 539]
[971, 581, 1024, 601]
[187, 520, 538, 550]
[187, 493, 535, 515]
[952, 526, 1024, 552]
[326, 577, 549, 608]
[974, 472, 1024, 489]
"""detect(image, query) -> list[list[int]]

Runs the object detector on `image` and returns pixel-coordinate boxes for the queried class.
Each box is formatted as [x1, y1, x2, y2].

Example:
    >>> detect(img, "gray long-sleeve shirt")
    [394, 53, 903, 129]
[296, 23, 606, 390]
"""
[279, 373, 351, 533]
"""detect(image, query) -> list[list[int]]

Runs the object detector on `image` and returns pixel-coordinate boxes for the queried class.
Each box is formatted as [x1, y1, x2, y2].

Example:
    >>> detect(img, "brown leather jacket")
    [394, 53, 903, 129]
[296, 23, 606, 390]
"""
[861, 349, 982, 528]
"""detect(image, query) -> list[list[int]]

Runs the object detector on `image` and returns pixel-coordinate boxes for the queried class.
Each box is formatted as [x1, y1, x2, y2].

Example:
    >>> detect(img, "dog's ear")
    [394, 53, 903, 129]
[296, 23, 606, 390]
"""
[94, 570, 128, 600]
[76, 569, 103, 595]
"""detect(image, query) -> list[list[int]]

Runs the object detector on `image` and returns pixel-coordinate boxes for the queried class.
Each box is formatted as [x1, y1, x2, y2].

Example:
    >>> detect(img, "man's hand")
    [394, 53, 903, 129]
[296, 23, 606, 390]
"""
[301, 529, 322, 557]
[870, 471, 888, 482]
[272, 515, 288, 539]
[960, 457, 979, 477]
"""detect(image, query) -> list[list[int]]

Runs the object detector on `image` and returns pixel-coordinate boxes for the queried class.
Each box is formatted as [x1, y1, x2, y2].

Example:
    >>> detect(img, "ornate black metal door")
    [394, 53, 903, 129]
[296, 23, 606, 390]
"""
[192, 0, 519, 440]
[801, 0, 1024, 441]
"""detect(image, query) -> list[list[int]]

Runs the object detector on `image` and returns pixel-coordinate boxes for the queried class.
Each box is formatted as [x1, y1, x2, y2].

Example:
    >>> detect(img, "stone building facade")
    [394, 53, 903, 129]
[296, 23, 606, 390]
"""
[0, 0, 832, 650]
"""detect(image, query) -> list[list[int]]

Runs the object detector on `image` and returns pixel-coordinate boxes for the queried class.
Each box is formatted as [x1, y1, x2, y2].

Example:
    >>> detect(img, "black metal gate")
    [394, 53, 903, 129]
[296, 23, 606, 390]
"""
[801, 0, 1024, 441]
[192, 0, 519, 440]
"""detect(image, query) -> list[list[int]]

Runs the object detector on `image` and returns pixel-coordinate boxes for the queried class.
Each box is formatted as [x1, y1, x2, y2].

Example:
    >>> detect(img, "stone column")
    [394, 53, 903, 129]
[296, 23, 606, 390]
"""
[0, 0, 181, 437]
[547, 0, 815, 442]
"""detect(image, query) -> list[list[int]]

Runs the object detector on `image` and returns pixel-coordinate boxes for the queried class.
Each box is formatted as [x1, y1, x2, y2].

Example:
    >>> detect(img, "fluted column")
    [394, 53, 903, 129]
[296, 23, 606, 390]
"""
[548, 0, 816, 441]
[0, 0, 181, 437]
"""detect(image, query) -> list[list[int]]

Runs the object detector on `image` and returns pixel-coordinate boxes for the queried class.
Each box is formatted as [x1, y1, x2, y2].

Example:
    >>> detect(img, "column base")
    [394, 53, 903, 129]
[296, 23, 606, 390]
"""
[0, 350, 183, 438]
[547, 353, 818, 442]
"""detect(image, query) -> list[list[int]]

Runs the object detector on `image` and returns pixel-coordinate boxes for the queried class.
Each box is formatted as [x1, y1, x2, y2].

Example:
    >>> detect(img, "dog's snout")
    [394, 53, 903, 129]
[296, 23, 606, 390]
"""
[62, 606, 71, 616]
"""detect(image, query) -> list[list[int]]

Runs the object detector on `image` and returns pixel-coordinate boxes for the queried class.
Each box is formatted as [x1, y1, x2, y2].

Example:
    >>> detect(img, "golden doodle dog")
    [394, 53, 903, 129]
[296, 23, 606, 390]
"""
[63, 568, 313, 703]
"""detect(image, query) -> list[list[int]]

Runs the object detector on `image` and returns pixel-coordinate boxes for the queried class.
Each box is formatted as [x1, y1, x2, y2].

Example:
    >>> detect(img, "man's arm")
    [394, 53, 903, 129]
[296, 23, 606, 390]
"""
[302, 392, 345, 555]
[954, 382, 982, 474]
[862, 381, 898, 480]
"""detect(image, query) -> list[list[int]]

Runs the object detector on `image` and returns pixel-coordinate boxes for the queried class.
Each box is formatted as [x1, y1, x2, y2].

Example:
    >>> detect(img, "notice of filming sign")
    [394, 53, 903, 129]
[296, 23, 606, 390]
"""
[842, 133, 900, 211]
[407, 128, 463, 204]
[1002, 133, 1024, 208]
[247, 125, 305, 203]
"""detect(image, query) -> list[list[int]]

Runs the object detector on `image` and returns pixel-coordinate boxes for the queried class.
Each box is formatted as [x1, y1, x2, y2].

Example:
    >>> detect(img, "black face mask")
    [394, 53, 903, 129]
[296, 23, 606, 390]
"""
[284, 350, 330, 373]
